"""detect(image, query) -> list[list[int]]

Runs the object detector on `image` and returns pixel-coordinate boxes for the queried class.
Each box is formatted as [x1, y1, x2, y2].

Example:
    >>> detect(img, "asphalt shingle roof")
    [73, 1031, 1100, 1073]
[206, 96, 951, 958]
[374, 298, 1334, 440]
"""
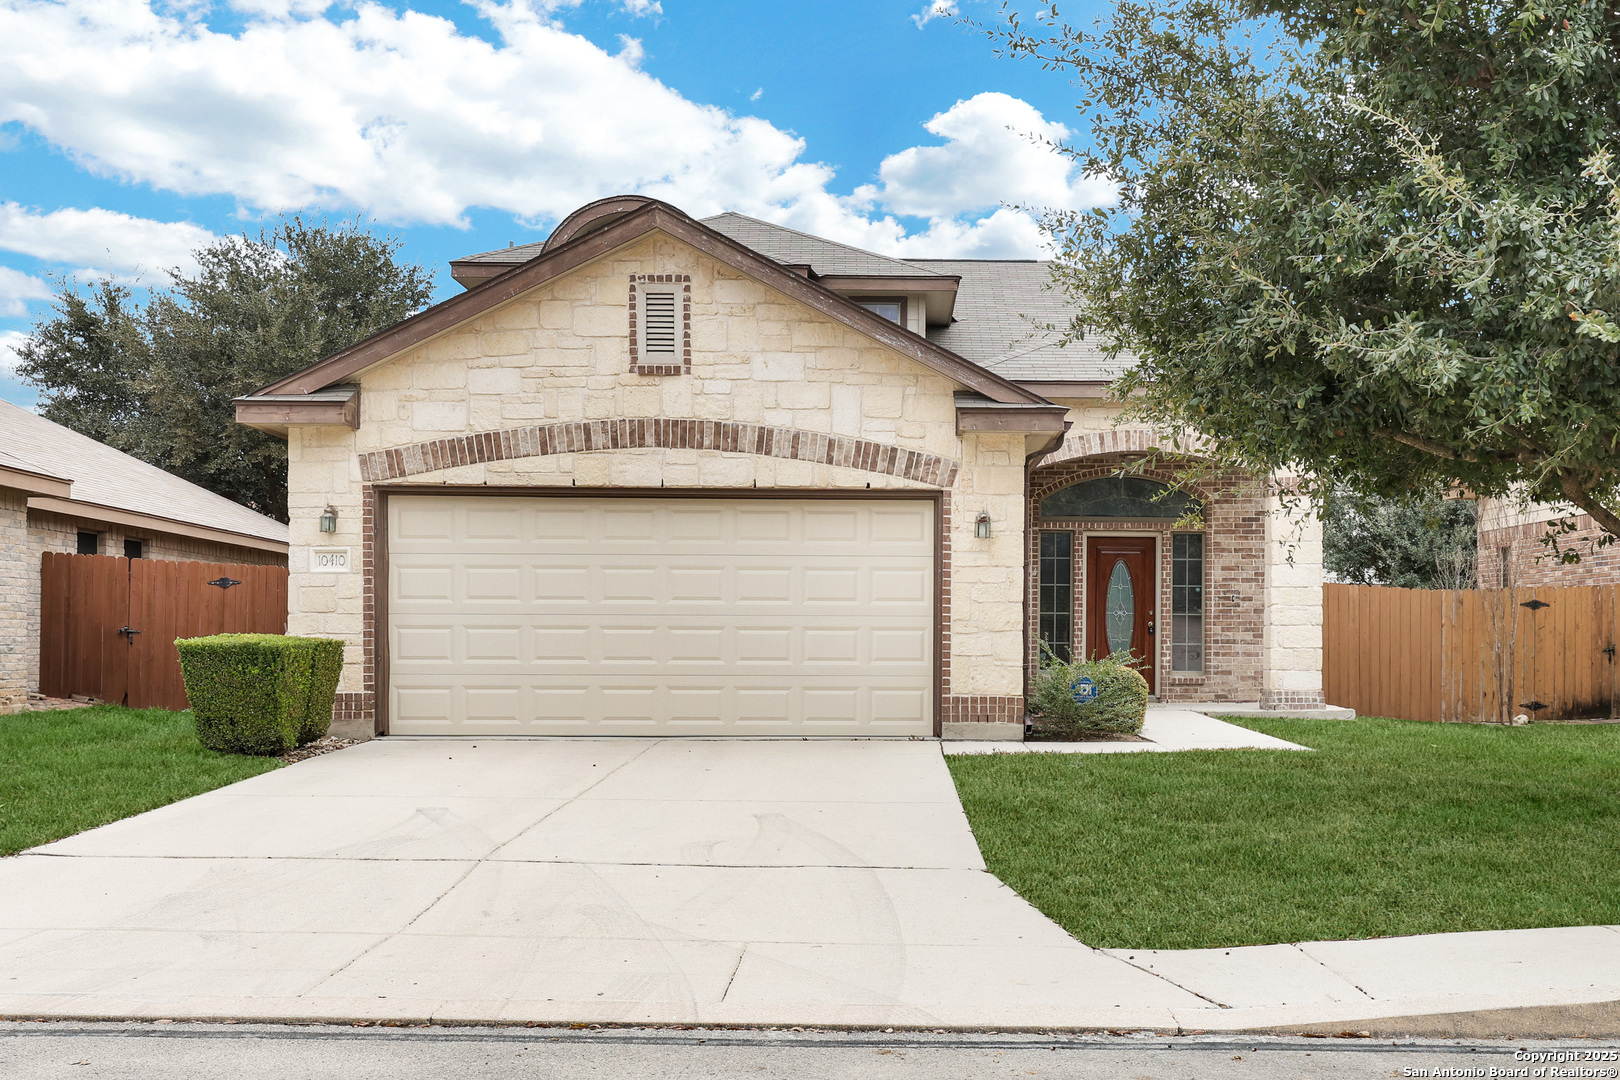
[455, 211, 1136, 384]
[0, 400, 289, 544]
[911, 259, 1132, 381]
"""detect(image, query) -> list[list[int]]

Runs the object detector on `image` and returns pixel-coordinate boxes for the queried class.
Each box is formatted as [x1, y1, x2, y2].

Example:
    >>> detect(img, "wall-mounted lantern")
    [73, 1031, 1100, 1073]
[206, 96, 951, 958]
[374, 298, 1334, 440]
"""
[319, 505, 339, 534]
[974, 512, 992, 539]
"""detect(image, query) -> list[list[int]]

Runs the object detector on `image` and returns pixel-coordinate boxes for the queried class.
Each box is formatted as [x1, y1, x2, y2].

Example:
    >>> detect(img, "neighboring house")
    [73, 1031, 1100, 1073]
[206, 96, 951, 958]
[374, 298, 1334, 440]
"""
[234, 195, 1327, 742]
[0, 400, 290, 711]
[1477, 498, 1620, 587]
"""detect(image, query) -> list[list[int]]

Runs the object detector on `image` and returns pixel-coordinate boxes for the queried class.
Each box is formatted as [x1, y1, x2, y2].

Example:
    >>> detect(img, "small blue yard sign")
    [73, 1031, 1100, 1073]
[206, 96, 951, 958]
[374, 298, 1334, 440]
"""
[1070, 676, 1098, 703]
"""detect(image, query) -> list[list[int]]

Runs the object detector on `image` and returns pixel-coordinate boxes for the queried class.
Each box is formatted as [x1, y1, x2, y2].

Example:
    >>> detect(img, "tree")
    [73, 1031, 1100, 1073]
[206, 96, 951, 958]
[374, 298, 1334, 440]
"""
[1322, 489, 1477, 589]
[993, 0, 1620, 540]
[18, 218, 434, 521]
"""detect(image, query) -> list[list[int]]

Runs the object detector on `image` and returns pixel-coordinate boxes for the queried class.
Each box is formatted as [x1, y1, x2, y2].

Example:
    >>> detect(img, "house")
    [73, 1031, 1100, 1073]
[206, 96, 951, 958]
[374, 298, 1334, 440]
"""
[0, 400, 289, 711]
[1477, 498, 1620, 587]
[233, 195, 1327, 742]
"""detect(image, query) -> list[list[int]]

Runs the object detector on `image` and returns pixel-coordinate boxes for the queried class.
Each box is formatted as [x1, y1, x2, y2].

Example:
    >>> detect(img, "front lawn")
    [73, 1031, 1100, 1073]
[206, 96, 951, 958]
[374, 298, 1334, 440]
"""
[0, 705, 282, 856]
[947, 717, 1620, 950]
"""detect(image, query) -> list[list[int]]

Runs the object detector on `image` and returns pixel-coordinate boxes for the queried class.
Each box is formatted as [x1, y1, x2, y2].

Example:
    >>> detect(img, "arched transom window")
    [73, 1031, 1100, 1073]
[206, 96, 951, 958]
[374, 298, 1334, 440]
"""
[1039, 476, 1201, 520]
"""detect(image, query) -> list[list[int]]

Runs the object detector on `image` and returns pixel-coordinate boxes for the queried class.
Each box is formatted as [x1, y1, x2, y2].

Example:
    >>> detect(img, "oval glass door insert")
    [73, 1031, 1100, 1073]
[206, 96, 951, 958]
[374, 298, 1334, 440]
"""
[1105, 560, 1135, 656]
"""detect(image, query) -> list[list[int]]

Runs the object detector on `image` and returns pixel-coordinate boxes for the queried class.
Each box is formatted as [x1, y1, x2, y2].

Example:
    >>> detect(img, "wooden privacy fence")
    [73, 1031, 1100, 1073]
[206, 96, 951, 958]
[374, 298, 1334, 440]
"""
[1324, 583, 1619, 723]
[40, 553, 288, 711]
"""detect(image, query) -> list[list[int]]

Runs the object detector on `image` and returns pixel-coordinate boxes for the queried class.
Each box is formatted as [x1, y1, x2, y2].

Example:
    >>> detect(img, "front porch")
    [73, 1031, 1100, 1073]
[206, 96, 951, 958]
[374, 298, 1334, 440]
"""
[1024, 432, 1327, 711]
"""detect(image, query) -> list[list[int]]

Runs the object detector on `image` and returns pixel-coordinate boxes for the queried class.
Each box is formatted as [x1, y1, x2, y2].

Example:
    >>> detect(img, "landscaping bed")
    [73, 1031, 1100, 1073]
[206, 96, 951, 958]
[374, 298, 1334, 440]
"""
[946, 716, 1620, 950]
[0, 705, 283, 856]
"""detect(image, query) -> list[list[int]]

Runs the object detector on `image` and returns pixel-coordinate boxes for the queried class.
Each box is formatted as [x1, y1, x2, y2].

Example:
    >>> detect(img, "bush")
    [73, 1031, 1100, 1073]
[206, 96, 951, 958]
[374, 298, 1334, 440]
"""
[1028, 652, 1149, 737]
[175, 634, 345, 755]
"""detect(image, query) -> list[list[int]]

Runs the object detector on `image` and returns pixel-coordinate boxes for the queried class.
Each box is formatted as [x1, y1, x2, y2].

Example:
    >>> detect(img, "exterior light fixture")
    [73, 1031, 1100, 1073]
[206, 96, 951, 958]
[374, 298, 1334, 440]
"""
[319, 506, 338, 533]
[974, 512, 992, 539]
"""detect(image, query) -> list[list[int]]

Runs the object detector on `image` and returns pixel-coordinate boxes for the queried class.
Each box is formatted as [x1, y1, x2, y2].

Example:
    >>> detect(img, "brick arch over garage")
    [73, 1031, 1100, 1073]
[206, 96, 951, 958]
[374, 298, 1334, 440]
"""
[357, 418, 961, 487]
[1036, 428, 1210, 469]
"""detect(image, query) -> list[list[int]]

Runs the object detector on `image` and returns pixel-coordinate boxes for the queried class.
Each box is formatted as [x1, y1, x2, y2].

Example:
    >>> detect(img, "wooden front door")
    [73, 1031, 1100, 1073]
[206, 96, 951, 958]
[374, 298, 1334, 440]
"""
[1085, 536, 1156, 693]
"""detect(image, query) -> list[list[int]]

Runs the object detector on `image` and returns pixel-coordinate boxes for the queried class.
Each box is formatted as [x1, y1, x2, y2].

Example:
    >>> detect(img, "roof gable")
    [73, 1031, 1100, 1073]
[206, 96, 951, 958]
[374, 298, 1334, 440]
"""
[251, 200, 1049, 405]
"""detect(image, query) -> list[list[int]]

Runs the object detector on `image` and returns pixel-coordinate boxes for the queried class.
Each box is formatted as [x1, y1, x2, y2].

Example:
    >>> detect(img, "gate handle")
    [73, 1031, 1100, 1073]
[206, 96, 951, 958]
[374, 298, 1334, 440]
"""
[117, 626, 141, 640]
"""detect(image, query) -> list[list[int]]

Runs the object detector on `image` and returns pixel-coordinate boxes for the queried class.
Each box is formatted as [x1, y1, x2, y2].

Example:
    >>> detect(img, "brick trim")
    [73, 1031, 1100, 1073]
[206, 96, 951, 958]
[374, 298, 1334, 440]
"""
[1038, 428, 1209, 468]
[334, 692, 374, 725]
[941, 696, 1025, 725]
[359, 483, 378, 732]
[357, 419, 961, 487]
[1259, 688, 1327, 709]
[627, 274, 692, 376]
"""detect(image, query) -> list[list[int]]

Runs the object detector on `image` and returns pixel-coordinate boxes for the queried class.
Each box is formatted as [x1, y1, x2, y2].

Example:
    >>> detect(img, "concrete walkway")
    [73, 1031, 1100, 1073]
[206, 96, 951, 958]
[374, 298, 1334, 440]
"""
[944, 710, 1311, 755]
[1, 738, 1616, 1031]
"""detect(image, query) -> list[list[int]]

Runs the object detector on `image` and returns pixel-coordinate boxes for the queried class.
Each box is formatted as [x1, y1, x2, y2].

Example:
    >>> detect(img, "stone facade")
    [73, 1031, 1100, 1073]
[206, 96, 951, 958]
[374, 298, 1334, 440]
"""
[281, 228, 1328, 737]
[288, 232, 1029, 736]
[0, 488, 31, 711]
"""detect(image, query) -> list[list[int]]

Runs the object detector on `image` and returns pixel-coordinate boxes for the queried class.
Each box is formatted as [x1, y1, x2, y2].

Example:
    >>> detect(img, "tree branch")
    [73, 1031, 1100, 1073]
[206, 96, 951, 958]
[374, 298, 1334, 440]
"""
[1374, 429, 1529, 465]
[1555, 470, 1620, 540]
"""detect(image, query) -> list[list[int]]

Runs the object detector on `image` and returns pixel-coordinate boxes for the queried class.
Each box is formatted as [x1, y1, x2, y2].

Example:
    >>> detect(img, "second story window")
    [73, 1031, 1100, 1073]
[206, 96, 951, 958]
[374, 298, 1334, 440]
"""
[857, 298, 904, 324]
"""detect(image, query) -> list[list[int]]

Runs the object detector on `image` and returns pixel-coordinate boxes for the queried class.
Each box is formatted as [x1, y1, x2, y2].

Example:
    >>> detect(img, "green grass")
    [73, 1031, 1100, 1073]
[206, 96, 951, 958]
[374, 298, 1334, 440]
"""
[946, 717, 1620, 950]
[0, 705, 282, 856]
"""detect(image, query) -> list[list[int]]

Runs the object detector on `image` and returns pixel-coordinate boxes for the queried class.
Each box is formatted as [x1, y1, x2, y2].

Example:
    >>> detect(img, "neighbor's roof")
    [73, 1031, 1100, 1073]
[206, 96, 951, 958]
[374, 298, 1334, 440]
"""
[0, 400, 289, 546]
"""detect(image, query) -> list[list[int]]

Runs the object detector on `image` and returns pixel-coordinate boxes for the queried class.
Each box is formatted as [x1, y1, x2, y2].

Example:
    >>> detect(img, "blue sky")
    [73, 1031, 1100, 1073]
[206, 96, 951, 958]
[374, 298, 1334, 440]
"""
[0, 0, 1115, 407]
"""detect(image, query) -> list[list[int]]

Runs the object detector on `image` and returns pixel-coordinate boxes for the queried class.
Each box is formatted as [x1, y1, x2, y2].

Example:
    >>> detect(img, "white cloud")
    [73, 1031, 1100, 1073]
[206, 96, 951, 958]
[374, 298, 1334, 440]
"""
[0, 268, 53, 318]
[862, 93, 1114, 220]
[911, 1, 957, 29]
[0, 2, 1109, 259]
[620, 0, 661, 15]
[0, 203, 216, 279]
[0, 328, 33, 372]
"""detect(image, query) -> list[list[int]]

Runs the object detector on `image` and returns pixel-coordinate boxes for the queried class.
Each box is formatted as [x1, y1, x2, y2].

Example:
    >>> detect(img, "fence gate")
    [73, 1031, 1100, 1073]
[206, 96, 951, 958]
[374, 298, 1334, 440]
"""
[1324, 583, 1620, 723]
[40, 553, 288, 711]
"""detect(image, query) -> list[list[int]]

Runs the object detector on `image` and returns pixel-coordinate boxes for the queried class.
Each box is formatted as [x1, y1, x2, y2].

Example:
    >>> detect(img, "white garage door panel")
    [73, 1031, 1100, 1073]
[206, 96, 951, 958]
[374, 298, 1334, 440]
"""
[387, 496, 934, 736]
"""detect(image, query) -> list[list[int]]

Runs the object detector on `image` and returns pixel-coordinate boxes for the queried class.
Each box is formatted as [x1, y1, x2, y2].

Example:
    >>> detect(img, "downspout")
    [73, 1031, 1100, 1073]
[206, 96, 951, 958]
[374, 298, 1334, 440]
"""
[1022, 422, 1072, 736]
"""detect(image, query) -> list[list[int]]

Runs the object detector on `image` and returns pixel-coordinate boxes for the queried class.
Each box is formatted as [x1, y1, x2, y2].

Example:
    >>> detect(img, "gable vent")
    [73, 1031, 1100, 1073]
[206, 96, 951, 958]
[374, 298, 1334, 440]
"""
[642, 290, 678, 356]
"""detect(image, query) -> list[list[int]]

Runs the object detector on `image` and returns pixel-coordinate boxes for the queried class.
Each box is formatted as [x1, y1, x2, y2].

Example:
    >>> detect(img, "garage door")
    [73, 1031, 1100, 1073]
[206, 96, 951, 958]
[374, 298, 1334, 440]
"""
[386, 495, 935, 736]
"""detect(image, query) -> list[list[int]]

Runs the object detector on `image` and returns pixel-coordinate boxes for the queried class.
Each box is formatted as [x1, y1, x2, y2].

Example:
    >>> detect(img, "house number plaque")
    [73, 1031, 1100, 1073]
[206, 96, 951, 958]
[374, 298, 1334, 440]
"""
[310, 548, 351, 573]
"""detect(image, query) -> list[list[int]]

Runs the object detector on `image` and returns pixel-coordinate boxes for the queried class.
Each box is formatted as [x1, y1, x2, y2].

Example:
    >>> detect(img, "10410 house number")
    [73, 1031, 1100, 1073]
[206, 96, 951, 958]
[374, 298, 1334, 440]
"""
[310, 548, 351, 573]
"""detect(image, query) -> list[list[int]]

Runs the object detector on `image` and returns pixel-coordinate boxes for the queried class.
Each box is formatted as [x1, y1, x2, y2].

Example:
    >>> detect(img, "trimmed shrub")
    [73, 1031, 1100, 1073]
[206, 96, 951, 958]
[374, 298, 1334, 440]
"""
[1028, 652, 1149, 737]
[176, 634, 345, 755]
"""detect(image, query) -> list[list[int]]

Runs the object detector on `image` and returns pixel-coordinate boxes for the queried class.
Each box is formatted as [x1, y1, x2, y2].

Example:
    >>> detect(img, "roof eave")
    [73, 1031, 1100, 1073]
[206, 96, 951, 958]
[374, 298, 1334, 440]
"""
[245, 202, 1051, 406]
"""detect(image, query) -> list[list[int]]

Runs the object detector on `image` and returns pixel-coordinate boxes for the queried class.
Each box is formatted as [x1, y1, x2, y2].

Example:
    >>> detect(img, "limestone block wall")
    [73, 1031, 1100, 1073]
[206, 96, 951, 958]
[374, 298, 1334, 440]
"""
[1260, 493, 1327, 709]
[286, 231, 1028, 734]
[0, 488, 30, 711]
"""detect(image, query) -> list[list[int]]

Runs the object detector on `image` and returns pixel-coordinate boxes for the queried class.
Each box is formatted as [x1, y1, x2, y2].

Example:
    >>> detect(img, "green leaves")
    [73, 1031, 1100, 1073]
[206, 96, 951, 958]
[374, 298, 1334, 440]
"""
[17, 218, 433, 521]
[998, 0, 1620, 539]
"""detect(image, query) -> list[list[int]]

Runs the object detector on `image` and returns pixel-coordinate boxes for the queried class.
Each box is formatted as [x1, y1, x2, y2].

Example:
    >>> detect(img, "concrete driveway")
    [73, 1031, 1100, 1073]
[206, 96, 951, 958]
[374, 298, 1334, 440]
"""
[3, 737, 1619, 1031]
[0, 738, 1197, 1028]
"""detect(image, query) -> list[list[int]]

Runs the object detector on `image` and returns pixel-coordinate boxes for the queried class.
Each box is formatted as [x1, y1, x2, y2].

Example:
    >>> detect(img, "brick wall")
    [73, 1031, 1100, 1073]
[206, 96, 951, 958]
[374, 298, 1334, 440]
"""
[1479, 512, 1620, 587]
[1027, 455, 1269, 703]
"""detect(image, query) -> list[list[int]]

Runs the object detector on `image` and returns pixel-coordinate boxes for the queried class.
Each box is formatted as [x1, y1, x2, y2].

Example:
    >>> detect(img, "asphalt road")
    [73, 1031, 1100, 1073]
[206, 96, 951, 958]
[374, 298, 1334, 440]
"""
[3, 1023, 1610, 1080]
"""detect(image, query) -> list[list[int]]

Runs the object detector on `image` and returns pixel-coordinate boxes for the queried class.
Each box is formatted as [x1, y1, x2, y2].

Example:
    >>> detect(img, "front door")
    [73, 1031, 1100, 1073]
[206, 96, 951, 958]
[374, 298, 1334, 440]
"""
[1085, 536, 1156, 693]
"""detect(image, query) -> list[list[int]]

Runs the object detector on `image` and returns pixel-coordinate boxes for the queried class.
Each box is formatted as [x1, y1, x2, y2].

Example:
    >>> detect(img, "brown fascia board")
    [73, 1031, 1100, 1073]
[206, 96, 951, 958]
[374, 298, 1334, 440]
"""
[955, 402, 1070, 435]
[0, 464, 73, 499]
[26, 496, 289, 554]
[233, 387, 360, 434]
[816, 275, 960, 292]
[1014, 380, 1114, 398]
[448, 261, 507, 289]
[249, 203, 1051, 406]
